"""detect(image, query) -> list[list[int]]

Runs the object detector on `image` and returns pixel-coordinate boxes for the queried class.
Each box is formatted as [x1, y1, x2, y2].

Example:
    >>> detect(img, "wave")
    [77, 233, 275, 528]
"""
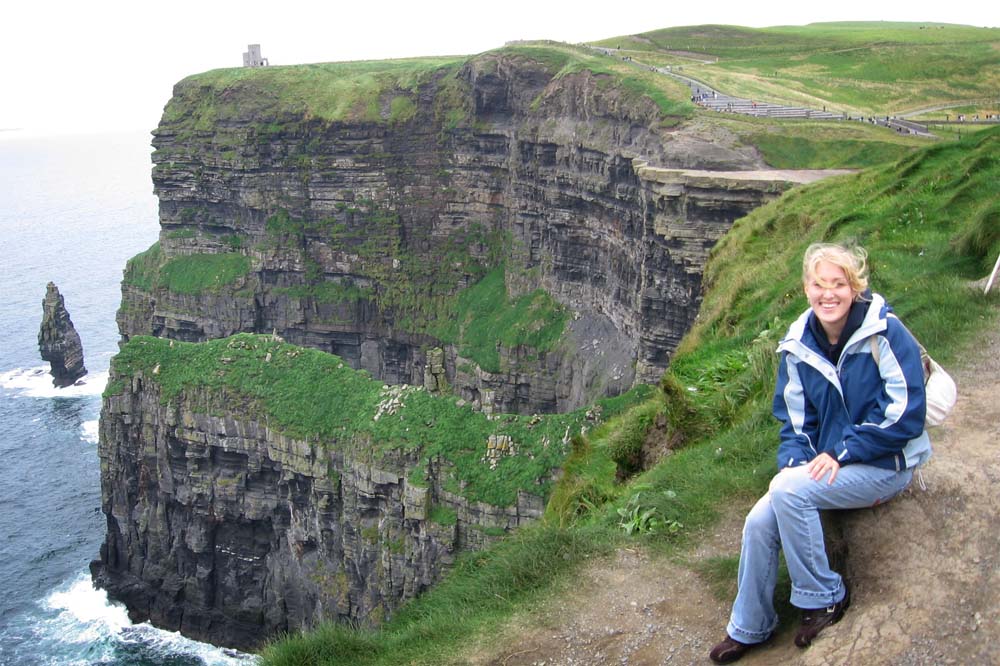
[81, 420, 100, 444]
[26, 573, 261, 665]
[0, 366, 108, 399]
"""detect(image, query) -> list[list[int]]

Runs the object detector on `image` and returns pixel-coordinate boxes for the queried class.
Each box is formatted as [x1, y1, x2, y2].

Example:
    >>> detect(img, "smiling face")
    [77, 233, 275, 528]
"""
[805, 260, 858, 344]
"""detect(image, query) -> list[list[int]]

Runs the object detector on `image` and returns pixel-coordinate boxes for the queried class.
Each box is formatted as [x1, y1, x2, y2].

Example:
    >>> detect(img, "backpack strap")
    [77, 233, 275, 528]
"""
[882, 312, 932, 381]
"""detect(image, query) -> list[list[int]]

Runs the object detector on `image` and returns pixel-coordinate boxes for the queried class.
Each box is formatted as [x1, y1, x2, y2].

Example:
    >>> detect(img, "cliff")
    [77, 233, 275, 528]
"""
[95, 43, 846, 650]
[38, 281, 87, 386]
[91, 334, 647, 650]
[118, 46, 799, 414]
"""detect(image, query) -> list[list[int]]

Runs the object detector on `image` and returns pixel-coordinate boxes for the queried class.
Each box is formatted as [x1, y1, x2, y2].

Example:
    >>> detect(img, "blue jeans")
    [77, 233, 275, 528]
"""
[726, 463, 914, 644]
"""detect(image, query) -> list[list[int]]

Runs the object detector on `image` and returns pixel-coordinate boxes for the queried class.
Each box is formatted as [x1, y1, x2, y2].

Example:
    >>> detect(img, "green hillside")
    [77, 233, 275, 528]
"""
[594, 22, 1000, 116]
[159, 43, 693, 131]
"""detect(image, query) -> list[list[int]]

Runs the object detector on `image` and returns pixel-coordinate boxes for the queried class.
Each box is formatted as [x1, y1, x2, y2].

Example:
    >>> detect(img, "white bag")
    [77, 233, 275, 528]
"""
[869, 330, 957, 428]
[922, 354, 958, 427]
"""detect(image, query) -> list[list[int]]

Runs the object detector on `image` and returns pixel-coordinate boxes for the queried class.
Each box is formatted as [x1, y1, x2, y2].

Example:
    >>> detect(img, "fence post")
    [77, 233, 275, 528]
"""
[985, 253, 1000, 295]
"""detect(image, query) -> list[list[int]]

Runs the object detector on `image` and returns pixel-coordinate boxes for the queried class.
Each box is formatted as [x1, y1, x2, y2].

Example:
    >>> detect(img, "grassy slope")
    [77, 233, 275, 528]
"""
[594, 22, 1000, 116]
[258, 132, 1000, 666]
[160, 43, 694, 131]
[160, 57, 468, 128]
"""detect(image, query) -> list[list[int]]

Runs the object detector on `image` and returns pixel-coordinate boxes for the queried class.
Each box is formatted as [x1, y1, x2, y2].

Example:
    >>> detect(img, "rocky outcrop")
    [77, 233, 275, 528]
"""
[38, 281, 86, 386]
[92, 365, 544, 651]
[117, 50, 802, 414]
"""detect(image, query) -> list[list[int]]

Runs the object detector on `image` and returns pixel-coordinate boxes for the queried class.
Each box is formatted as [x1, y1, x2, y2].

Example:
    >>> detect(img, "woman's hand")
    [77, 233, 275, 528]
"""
[806, 452, 841, 485]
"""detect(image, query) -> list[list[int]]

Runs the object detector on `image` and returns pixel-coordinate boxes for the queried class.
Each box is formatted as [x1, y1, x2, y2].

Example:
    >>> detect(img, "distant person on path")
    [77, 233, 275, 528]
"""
[709, 243, 931, 663]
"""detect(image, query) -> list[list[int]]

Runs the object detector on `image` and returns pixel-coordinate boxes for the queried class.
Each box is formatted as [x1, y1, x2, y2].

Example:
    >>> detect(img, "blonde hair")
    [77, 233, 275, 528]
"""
[802, 242, 869, 296]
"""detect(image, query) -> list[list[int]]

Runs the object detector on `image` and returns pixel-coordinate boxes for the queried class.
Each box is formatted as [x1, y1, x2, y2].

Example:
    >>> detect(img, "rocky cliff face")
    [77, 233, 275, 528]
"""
[93, 361, 546, 651]
[38, 281, 87, 386]
[119, 50, 793, 414]
[96, 47, 824, 650]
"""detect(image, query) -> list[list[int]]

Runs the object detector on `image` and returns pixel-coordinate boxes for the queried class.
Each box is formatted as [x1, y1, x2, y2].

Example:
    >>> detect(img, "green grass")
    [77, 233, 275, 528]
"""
[122, 242, 251, 295]
[122, 241, 163, 291]
[433, 267, 571, 373]
[157, 253, 251, 294]
[750, 133, 916, 169]
[594, 23, 1000, 115]
[162, 58, 467, 129]
[604, 397, 665, 477]
[428, 505, 458, 527]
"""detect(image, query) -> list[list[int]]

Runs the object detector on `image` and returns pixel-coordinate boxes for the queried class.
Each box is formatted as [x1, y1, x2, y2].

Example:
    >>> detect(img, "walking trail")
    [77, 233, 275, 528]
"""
[464, 293, 999, 665]
[590, 47, 959, 137]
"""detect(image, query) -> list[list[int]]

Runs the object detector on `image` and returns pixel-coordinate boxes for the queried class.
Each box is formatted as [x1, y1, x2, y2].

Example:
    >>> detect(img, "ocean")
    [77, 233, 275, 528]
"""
[0, 131, 258, 666]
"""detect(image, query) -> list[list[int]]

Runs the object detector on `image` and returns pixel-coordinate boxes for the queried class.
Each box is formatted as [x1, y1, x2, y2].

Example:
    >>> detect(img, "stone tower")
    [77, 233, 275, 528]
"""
[242, 44, 269, 67]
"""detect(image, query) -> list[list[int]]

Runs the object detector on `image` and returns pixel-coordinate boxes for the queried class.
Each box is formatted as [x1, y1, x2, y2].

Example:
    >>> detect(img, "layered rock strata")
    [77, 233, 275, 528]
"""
[95, 48, 847, 650]
[92, 370, 543, 651]
[118, 51, 803, 414]
[38, 281, 87, 386]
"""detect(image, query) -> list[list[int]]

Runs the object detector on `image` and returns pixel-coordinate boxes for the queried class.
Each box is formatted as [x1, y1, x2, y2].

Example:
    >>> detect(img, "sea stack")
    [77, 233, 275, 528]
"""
[38, 282, 87, 387]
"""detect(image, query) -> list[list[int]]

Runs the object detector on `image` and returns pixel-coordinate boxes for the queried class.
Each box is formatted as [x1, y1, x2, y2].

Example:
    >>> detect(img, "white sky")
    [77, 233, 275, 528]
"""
[1, 0, 997, 137]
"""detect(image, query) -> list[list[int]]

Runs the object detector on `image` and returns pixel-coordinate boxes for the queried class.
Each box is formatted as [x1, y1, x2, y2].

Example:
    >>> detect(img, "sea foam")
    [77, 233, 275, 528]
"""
[81, 419, 100, 444]
[0, 366, 108, 398]
[40, 574, 260, 665]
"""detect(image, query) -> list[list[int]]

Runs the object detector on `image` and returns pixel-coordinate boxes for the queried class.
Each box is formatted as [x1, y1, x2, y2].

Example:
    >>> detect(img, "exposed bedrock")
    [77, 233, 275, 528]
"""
[38, 281, 87, 386]
[92, 375, 542, 651]
[120, 52, 804, 414]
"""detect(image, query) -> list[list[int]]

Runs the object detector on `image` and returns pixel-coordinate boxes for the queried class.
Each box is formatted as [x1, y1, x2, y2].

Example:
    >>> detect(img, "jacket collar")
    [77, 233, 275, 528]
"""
[779, 292, 888, 360]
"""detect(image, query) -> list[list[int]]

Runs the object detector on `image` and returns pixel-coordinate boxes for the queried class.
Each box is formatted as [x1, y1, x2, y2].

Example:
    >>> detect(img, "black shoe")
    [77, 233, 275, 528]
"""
[709, 635, 766, 664]
[795, 584, 851, 648]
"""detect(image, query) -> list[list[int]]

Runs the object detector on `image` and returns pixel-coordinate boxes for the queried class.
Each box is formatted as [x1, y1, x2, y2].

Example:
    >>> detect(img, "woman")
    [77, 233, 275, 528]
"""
[709, 243, 931, 663]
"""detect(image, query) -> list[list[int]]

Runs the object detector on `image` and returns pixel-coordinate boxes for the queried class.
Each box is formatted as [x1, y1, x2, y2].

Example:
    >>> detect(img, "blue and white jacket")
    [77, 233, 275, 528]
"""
[773, 293, 931, 472]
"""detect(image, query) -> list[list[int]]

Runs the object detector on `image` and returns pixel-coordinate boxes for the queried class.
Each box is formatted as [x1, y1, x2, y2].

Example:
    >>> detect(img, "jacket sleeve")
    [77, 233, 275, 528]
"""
[773, 351, 819, 468]
[832, 319, 927, 464]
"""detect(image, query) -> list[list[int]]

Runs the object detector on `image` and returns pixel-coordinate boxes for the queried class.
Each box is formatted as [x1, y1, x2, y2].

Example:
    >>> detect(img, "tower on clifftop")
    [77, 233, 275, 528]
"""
[243, 44, 269, 67]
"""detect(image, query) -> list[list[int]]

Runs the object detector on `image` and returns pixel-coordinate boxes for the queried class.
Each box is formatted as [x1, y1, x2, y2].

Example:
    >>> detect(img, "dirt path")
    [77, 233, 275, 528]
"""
[466, 301, 999, 666]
